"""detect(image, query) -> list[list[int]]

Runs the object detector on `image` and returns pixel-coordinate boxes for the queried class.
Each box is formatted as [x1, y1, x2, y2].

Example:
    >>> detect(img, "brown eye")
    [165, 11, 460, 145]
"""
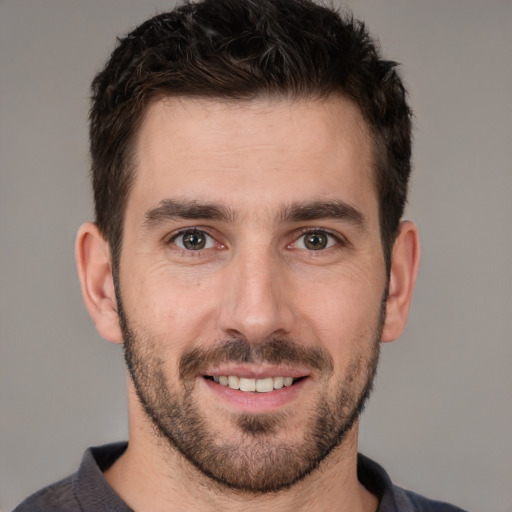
[174, 230, 213, 250]
[304, 232, 329, 250]
[293, 230, 339, 251]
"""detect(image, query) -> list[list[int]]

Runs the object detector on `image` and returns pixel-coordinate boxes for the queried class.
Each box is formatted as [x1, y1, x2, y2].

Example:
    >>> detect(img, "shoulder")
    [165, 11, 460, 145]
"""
[392, 486, 468, 512]
[12, 442, 130, 512]
[12, 476, 79, 512]
[357, 454, 468, 512]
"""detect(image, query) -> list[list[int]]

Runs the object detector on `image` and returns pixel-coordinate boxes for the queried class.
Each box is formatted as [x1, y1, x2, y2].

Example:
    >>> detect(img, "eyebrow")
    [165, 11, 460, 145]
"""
[280, 200, 367, 230]
[143, 198, 366, 230]
[143, 199, 235, 228]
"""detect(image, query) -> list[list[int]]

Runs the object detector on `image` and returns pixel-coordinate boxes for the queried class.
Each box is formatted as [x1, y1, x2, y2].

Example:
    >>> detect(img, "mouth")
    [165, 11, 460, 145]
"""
[201, 368, 311, 412]
[203, 375, 306, 393]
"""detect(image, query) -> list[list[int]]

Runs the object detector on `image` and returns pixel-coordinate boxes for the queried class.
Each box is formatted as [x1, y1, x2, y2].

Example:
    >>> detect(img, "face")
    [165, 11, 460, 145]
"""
[117, 97, 388, 492]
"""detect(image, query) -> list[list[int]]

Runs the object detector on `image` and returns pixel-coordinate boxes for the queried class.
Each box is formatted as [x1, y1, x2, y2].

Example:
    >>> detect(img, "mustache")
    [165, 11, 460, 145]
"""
[179, 338, 334, 380]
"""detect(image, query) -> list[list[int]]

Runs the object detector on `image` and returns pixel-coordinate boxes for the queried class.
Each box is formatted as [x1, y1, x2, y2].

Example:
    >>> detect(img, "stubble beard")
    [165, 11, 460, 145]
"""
[117, 296, 384, 494]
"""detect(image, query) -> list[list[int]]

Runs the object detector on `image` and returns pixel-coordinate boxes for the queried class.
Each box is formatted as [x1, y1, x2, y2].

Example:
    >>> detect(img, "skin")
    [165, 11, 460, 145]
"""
[76, 96, 420, 512]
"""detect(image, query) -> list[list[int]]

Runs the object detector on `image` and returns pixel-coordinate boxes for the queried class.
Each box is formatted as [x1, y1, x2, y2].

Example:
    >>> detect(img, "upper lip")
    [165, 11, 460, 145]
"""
[203, 364, 311, 380]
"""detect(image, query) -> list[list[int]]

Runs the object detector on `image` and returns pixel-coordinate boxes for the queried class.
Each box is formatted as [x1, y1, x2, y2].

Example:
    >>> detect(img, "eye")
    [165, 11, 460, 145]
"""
[172, 229, 216, 251]
[294, 230, 338, 251]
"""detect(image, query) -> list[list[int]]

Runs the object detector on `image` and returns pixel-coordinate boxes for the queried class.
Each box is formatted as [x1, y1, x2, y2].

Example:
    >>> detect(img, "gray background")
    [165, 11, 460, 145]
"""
[1, 1, 511, 510]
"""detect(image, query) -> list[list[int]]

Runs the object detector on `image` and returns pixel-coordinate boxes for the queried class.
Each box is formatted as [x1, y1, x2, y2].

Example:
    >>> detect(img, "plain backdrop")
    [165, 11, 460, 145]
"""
[1, 1, 511, 511]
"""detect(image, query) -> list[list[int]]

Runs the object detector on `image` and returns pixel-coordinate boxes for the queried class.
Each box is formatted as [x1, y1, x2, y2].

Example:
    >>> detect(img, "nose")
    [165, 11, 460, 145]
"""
[217, 246, 295, 343]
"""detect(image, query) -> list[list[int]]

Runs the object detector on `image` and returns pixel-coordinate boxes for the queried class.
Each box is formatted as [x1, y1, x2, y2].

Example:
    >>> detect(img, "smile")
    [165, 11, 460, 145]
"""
[205, 375, 300, 393]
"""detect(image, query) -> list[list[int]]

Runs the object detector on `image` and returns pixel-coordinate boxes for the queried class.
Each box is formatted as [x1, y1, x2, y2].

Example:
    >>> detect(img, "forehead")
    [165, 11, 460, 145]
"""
[128, 96, 377, 223]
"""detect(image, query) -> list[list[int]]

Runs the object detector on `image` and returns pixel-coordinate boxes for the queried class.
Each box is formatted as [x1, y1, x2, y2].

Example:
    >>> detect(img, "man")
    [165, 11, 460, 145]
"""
[14, 0, 466, 510]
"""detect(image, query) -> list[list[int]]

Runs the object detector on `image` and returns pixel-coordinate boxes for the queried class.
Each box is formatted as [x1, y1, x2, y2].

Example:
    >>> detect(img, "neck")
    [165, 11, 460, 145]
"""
[104, 419, 378, 512]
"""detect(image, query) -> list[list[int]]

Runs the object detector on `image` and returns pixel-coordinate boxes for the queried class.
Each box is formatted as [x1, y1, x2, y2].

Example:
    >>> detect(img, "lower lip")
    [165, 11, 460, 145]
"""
[202, 377, 309, 413]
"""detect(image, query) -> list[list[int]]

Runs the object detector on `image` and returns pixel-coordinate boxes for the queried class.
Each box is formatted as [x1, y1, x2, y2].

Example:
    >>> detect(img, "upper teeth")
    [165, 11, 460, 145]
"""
[212, 375, 294, 392]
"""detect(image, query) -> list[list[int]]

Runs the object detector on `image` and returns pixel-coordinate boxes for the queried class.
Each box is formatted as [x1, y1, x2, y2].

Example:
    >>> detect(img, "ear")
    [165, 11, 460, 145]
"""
[381, 220, 420, 343]
[75, 222, 123, 344]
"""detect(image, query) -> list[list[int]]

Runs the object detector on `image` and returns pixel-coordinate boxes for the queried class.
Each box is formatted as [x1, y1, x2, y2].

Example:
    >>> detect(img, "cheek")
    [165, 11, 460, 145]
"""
[122, 263, 222, 342]
[291, 270, 384, 354]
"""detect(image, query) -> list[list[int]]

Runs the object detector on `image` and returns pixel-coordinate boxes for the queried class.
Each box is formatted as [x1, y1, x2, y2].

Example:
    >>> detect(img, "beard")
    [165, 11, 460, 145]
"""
[117, 293, 384, 494]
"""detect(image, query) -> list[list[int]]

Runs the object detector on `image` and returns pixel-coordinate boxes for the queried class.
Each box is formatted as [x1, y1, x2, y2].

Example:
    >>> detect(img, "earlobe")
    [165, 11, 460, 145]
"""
[75, 222, 123, 344]
[381, 221, 420, 343]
